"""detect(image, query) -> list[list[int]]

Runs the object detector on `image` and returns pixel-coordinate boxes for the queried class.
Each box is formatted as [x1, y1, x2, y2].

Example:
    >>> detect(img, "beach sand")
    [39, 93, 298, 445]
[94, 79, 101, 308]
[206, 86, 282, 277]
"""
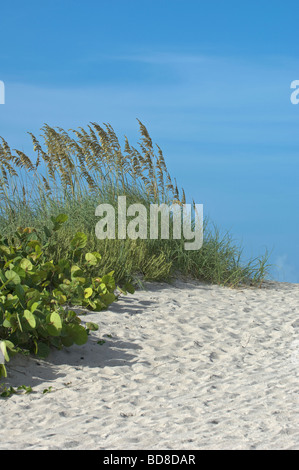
[1, 279, 298, 450]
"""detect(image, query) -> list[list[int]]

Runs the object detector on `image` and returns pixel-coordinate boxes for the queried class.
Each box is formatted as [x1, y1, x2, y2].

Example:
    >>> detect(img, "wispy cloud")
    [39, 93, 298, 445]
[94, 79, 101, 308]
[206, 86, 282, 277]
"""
[2, 50, 298, 149]
[104, 52, 208, 65]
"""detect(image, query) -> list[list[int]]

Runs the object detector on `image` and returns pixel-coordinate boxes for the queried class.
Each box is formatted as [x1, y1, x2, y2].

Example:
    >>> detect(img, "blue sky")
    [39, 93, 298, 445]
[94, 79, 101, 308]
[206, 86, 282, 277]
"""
[0, 0, 298, 282]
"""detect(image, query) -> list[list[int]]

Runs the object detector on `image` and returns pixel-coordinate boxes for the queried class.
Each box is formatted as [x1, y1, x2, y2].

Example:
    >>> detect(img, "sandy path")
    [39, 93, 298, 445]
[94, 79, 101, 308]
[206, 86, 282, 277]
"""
[1, 279, 298, 450]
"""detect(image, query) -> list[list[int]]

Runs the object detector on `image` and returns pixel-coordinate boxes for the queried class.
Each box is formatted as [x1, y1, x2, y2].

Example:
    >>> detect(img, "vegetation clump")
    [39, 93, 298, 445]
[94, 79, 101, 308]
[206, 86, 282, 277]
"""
[0, 119, 270, 288]
[0, 214, 125, 378]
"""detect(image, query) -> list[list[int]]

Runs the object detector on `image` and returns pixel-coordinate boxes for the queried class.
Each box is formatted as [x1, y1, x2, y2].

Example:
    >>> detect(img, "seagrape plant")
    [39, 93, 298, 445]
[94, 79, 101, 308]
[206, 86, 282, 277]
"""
[0, 214, 127, 378]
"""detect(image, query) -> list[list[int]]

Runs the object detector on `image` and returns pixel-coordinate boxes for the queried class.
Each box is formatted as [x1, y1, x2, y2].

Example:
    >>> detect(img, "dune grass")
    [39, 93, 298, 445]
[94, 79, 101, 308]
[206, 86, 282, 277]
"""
[0, 120, 270, 288]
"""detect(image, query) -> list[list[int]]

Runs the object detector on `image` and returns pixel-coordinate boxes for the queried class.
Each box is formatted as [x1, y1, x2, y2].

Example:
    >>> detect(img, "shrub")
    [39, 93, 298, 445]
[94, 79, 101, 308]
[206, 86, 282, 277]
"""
[0, 214, 128, 378]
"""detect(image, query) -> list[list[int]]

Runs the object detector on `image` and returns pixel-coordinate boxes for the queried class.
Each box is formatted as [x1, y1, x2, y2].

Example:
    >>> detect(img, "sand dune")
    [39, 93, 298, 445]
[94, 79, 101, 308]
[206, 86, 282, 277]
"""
[1, 279, 298, 450]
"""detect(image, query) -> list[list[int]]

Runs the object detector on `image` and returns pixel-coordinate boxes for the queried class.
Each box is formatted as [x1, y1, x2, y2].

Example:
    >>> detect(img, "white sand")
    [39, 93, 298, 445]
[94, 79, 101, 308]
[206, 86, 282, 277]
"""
[1, 279, 299, 450]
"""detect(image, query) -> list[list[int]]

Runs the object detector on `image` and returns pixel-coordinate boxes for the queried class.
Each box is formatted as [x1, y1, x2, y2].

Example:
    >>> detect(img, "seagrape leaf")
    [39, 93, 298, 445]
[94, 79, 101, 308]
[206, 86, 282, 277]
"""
[92, 251, 102, 261]
[0, 269, 6, 283]
[27, 240, 42, 257]
[61, 336, 74, 347]
[20, 258, 33, 272]
[102, 272, 116, 290]
[2, 318, 12, 328]
[86, 322, 99, 331]
[66, 310, 79, 321]
[101, 292, 116, 306]
[99, 282, 107, 293]
[9, 265, 26, 279]
[5, 270, 21, 285]
[124, 282, 135, 294]
[54, 214, 68, 224]
[0, 341, 10, 362]
[0, 340, 15, 362]
[23, 310, 36, 329]
[71, 265, 82, 276]
[0, 364, 7, 378]
[46, 312, 62, 336]
[90, 300, 106, 311]
[87, 299, 97, 310]
[65, 323, 88, 345]
[0, 245, 11, 255]
[85, 253, 97, 266]
[51, 214, 68, 230]
[15, 284, 25, 302]
[84, 287, 93, 298]
[30, 301, 39, 313]
[36, 342, 50, 359]
[70, 232, 87, 250]
[58, 259, 70, 271]
[53, 289, 67, 304]
[43, 225, 52, 238]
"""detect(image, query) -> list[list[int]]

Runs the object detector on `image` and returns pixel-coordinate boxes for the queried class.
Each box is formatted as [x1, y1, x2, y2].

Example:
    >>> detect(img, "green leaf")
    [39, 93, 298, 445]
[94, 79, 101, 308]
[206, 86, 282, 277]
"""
[85, 253, 97, 266]
[70, 232, 87, 250]
[86, 322, 99, 331]
[20, 258, 33, 272]
[92, 251, 102, 261]
[0, 341, 14, 363]
[16, 313, 23, 332]
[30, 301, 39, 313]
[65, 323, 88, 345]
[52, 289, 67, 304]
[87, 299, 97, 310]
[0, 269, 6, 283]
[91, 300, 106, 311]
[84, 287, 93, 299]
[54, 214, 68, 224]
[0, 364, 8, 379]
[15, 284, 25, 302]
[71, 265, 81, 276]
[43, 225, 52, 238]
[33, 339, 38, 355]
[0, 245, 11, 255]
[23, 310, 36, 329]
[46, 312, 62, 336]
[17, 385, 33, 394]
[100, 292, 116, 306]
[0, 341, 10, 362]
[124, 282, 135, 294]
[58, 259, 70, 272]
[2, 318, 12, 328]
[5, 270, 21, 285]
[36, 342, 50, 359]
[98, 282, 107, 293]
[61, 335, 74, 347]
[10, 265, 26, 279]
[27, 239, 42, 249]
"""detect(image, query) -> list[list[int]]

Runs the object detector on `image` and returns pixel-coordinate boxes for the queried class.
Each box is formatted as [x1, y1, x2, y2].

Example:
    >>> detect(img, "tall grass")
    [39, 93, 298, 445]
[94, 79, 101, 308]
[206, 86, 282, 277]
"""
[0, 120, 270, 287]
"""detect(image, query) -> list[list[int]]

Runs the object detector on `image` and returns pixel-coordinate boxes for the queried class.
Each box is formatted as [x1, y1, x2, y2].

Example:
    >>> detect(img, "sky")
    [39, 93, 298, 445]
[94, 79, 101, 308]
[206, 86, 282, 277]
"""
[0, 0, 298, 282]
